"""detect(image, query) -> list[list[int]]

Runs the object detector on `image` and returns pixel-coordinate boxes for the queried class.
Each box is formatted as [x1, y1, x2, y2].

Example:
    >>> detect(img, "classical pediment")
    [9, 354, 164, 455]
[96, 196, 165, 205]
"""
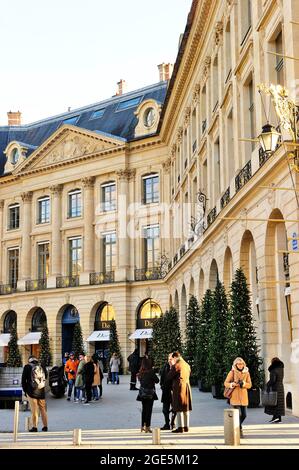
[14, 125, 126, 173]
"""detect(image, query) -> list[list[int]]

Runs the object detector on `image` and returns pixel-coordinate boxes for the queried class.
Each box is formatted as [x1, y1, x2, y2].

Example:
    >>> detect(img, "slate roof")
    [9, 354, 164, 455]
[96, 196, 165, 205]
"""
[0, 81, 168, 176]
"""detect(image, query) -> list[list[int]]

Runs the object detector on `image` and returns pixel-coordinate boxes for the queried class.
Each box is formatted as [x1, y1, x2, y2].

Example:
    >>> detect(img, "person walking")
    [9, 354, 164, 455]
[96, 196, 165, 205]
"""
[224, 357, 252, 438]
[75, 353, 86, 402]
[167, 351, 192, 433]
[21, 355, 48, 432]
[92, 355, 101, 400]
[63, 352, 69, 366]
[110, 353, 120, 384]
[64, 352, 79, 401]
[264, 357, 285, 423]
[160, 353, 173, 430]
[83, 355, 95, 404]
[127, 348, 140, 390]
[136, 357, 159, 433]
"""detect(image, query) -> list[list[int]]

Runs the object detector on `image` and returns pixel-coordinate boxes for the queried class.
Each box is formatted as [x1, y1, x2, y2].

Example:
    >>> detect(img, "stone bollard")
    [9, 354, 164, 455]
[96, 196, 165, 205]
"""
[13, 401, 20, 443]
[152, 428, 161, 445]
[224, 409, 240, 446]
[73, 428, 82, 446]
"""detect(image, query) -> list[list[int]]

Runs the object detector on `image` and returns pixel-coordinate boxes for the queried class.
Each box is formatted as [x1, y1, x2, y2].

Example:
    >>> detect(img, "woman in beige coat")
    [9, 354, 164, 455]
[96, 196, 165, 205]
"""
[92, 357, 102, 400]
[224, 357, 252, 437]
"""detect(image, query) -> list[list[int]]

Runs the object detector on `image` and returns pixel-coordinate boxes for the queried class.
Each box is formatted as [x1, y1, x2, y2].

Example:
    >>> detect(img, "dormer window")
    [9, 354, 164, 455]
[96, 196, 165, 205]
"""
[11, 148, 19, 164]
[134, 99, 161, 138]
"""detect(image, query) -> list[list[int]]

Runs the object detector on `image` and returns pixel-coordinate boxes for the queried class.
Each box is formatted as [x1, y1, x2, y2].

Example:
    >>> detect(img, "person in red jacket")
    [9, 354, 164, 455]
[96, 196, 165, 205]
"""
[64, 352, 79, 401]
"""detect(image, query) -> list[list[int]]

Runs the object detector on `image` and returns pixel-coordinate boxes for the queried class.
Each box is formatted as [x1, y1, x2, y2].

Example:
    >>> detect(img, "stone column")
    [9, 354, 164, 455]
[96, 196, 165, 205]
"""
[18, 192, 33, 290]
[116, 169, 134, 282]
[48, 184, 63, 288]
[0, 200, 4, 283]
[80, 176, 95, 285]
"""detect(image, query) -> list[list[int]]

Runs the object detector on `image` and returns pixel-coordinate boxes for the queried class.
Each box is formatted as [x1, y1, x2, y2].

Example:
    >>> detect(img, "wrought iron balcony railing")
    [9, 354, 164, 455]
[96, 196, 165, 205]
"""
[202, 119, 207, 134]
[56, 275, 79, 288]
[89, 271, 115, 285]
[0, 284, 17, 295]
[25, 279, 47, 292]
[134, 267, 163, 282]
[220, 187, 230, 209]
[207, 207, 217, 227]
[173, 254, 178, 265]
[192, 140, 197, 154]
[235, 160, 252, 193]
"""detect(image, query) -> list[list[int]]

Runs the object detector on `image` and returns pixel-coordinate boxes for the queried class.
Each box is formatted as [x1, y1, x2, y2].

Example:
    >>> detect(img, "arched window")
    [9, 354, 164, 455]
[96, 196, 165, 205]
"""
[94, 303, 115, 330]
[31, 308, 47, 332]
[139, 299, 162, 320]
[3, 310, 17, 333]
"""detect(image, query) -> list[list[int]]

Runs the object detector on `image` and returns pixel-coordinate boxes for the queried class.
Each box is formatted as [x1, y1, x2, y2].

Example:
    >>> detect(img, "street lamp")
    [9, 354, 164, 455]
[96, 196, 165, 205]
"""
[258, 123, 281, 154]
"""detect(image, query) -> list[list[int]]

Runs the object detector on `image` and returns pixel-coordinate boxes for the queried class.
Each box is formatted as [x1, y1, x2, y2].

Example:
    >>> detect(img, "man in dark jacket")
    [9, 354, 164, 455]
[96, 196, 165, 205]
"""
[127, 348, 140, 390]
[22, 356, 48, 432]
[160, 353, 173, 430]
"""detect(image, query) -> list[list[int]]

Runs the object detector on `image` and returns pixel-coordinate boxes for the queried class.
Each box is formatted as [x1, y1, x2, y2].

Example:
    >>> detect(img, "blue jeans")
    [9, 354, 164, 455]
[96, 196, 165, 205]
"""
[67, 379, 76, 398]
[76, 386, 86, 400]
[111, 372, 119, 384]
[92, 386, 99, 399]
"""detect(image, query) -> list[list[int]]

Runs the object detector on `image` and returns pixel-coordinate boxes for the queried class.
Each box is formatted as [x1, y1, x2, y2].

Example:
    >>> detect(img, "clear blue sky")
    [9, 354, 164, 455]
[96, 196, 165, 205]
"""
[0, 0, 192, 125]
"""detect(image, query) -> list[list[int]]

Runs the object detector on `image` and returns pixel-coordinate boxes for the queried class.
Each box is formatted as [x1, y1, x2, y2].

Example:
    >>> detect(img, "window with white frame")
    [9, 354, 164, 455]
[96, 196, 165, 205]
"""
[38, 243, 50, 279]
[8, 204, 20, 230]
[143, 225, 160, 269]
[68, 237, 82, 276]
[68, 189, 82, 218]
[8, 248, 19, 288]
[101, 182, 116, 212]
[37, 196, 50, 224]
[102, 232, 116, 273]
[142, 174, 159, 204]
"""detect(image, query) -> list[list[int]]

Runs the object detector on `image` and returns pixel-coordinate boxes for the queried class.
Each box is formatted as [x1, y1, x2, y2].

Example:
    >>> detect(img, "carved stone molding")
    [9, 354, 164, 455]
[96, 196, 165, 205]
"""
[214, 21, 223, 46]
[21, 191, 33, 202]
[116, 168, 136, 181]
[223, 226, 229, 247]
[203, 56, 211, 80]
[192, 83, 201, 104]
[184, 107, 191, 126]
[49, 184, 63, 194]
[177, 127, 183, 144]
[162, 158, 171, 173]
[0, 200, 4, 209]
[81, 176, 96, 187]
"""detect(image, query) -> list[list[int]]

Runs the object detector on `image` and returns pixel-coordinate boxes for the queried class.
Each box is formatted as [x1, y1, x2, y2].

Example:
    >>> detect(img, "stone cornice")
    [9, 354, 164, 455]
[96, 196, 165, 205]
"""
[160, 0, 214, 142]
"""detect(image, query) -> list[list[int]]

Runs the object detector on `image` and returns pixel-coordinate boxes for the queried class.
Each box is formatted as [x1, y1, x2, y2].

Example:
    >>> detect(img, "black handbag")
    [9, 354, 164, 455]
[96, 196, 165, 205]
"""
[261, 390, 277, 407]
[138, 386, 155, 400]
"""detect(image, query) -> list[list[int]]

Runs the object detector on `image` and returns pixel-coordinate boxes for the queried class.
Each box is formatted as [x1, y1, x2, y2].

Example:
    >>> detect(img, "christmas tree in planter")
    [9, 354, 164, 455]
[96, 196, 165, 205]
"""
[152, 315, 165, 370]
[226, 268, 264, 407]
[185, 295, 200, 385]
[207, 280, 229, 398]
[7, 326, 22, 367]
[152, 306, 182, 370]
[71, 322, 85, 359]
[109, 319, 123, 373]
[39, 323, 52, 367]
[195, 289, 213, 392]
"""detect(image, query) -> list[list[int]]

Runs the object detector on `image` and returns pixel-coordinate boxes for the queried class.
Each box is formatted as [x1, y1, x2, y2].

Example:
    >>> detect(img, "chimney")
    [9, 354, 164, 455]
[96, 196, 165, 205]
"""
[7, 111, 22, 126]
[158, 63, 174, 82]
[116, 79, 127, 96]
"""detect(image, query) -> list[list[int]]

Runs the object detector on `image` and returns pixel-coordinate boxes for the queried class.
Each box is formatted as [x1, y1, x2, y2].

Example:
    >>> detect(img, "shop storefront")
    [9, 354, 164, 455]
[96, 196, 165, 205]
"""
[86, 303, 115, 371]
[130, 299, 162, 357]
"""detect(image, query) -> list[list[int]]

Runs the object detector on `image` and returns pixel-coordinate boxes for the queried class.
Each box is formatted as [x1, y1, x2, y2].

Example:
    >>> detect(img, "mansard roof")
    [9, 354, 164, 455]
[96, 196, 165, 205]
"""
[0, 81, 167, 176]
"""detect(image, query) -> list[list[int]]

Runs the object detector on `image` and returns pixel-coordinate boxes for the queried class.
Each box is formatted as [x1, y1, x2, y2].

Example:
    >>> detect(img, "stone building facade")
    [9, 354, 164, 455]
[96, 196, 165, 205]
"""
[1, 0, 299, 415]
